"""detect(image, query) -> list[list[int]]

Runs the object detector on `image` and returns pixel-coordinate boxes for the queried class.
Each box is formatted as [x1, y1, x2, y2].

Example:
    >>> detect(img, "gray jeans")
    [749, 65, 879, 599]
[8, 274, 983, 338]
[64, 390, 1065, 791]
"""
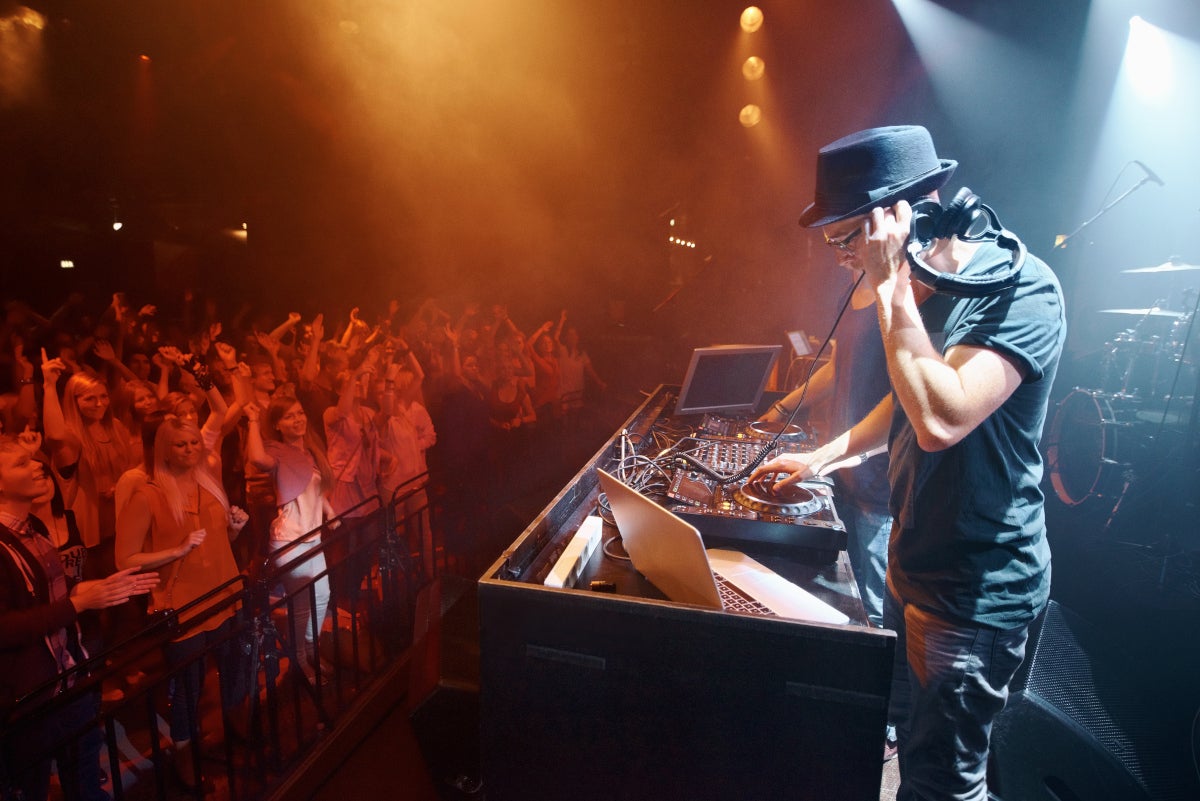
[884, 587, 1031, 801]
[271, 537, 331, 678]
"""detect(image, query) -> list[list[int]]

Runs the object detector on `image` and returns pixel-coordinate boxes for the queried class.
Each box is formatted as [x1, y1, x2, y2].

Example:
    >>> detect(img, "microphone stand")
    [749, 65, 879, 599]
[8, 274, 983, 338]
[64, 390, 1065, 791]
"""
[1054, 175, 1156, 250]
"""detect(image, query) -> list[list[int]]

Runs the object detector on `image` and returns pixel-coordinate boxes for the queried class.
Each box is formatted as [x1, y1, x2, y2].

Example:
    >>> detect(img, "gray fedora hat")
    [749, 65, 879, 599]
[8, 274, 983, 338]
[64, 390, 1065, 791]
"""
[798, 125, 957, 228]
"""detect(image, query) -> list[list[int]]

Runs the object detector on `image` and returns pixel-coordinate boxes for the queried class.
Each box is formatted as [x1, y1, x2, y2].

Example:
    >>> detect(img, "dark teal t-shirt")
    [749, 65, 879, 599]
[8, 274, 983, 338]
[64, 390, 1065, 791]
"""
[887, 241, 1066, 628]
[829, 304, 891, 514]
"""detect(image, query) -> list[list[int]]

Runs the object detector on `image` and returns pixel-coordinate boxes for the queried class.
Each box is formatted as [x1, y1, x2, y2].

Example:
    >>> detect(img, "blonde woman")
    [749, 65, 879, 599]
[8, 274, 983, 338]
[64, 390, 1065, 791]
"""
[114, 416, 247, 789]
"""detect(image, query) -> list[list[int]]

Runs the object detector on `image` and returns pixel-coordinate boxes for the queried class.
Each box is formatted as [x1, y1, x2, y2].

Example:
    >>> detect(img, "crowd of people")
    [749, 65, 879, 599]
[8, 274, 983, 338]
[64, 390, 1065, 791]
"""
[4, 126, 1070, 801]
[0, 288, 609, 800]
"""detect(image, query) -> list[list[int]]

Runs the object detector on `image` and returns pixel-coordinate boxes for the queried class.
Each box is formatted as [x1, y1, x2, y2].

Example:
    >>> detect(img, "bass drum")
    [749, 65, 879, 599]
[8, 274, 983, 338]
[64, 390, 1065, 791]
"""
[1046, 389, 1149, 507]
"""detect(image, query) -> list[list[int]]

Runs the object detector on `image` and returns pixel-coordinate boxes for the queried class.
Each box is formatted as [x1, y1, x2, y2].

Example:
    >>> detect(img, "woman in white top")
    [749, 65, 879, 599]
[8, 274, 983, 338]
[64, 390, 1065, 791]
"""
[244, 396, 335, 685]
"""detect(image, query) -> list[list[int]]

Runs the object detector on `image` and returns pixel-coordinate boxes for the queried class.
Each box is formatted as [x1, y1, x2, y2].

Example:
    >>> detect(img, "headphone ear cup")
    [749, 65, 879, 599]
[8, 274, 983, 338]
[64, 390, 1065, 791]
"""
[908, 199, 942, 250]
[937, 188, 981, 239]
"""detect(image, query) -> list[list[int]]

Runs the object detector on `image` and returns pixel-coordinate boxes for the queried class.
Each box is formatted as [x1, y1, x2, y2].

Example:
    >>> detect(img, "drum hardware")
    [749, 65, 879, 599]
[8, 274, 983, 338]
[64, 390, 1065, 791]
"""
[1132, 271, 1200, 590]
[1095, 301, 1196, 400]
[1046, 389, 1148, 508]
[1100, 333, 1166, 398]
[1120, 259, 1200, 274]
[1178, 289, 1200, 452]
[1097, 307, 1186, 318]
[1099, 462, 1139, 534]
[1105, 526, 1198, 597]
[1049, 385, 1199, 595]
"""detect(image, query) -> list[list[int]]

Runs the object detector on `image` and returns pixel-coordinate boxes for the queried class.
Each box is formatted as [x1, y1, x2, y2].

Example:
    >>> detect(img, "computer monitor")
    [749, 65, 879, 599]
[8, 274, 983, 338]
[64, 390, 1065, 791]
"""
[673, 344, 782, 417]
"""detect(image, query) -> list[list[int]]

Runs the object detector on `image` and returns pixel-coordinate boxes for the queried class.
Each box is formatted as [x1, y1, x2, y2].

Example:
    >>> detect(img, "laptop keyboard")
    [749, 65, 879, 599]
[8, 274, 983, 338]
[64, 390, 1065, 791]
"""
[713, 572, 776, 616]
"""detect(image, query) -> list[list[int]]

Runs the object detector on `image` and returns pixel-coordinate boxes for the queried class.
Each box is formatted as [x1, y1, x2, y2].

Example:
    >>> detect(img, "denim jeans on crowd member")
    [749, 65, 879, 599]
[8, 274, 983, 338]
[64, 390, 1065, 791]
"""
[163, 616, 250, 744]
[883, 587, 1031, 801]
[6, 691, 109, 801]
[270, 537, 331, 681]
[323, 515, 374, 611]
[842, 502, 892, 627]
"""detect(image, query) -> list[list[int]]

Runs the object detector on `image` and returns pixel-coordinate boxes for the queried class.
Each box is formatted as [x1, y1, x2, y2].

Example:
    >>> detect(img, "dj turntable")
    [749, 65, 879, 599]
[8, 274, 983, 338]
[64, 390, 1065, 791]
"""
[668, 471, 845, 560]
[614, 392, 847, 562]
[734, 480, 822, 516]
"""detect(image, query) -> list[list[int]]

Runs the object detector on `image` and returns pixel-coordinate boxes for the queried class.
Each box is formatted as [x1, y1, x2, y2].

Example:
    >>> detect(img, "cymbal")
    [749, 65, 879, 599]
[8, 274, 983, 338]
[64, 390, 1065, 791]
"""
[1122, 260, 1200, 274]
[1098, 307, 1186, 318]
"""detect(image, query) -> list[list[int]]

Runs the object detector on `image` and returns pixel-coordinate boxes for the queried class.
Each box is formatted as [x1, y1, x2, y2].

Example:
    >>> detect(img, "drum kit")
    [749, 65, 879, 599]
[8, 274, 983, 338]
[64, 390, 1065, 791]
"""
[1047, 259, 1199, 519]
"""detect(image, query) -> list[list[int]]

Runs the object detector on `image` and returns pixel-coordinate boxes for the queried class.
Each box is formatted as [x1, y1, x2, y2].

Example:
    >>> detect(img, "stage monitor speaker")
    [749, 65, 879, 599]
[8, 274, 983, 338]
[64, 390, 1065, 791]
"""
[989, 600, 1198, 801]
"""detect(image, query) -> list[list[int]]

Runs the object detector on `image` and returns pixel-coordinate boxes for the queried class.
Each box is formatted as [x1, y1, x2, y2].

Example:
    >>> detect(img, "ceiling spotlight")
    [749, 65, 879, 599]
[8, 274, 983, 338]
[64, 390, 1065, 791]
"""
[740, 7, 764, 33]
[742, 56, 765, 81]
[112, 221, 123, 231]
[739, 104, 762, 128]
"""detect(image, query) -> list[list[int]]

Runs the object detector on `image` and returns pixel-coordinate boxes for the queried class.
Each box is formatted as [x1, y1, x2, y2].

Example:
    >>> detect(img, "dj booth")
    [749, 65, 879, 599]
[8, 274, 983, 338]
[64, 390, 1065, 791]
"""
[478, 375, 896, 801]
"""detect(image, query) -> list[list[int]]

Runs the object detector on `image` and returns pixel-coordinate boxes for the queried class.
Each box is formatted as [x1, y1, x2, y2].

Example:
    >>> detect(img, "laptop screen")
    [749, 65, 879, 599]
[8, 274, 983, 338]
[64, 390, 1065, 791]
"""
[596, 468, 723, 608]
[786, 330, 812, 357]
[673, 344, 781, 417]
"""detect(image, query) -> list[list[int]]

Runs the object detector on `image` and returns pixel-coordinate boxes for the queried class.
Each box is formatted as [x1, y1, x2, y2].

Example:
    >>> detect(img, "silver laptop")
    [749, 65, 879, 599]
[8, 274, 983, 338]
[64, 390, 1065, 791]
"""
[596, 469, 849, 625]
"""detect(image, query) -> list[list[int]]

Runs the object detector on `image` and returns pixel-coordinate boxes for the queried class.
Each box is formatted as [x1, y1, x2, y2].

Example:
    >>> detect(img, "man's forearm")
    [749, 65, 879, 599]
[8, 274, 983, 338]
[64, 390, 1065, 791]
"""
[805, 394, 893, 475]
[876, 280, 968, 449]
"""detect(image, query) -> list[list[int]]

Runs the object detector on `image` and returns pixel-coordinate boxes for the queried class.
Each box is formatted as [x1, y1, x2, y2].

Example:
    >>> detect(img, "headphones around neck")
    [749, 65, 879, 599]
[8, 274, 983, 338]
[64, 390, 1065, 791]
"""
[906, 187, 1027, 297]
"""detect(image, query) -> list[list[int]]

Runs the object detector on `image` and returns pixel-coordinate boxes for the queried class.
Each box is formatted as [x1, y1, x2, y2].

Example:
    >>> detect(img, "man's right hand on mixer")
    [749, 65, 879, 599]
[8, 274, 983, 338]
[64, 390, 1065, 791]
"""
[750, 394, 896, 490]
[748, 452, 824, 489]
[757, 403, 792, 425]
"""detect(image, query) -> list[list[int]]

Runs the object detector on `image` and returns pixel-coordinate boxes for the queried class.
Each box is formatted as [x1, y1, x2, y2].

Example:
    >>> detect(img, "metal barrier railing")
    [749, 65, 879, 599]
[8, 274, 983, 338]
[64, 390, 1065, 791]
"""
[2, 478, 434, 801]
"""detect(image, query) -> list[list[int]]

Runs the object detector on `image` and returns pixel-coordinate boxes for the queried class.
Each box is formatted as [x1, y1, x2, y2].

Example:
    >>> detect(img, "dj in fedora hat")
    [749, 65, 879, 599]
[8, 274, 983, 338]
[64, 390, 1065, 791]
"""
[759, 118, 1067, 801]
[799, 125, 956, 228]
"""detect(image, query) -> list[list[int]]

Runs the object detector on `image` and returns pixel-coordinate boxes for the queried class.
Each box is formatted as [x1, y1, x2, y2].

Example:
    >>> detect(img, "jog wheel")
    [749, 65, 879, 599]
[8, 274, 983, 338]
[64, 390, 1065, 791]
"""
[734, 481, 821, 517]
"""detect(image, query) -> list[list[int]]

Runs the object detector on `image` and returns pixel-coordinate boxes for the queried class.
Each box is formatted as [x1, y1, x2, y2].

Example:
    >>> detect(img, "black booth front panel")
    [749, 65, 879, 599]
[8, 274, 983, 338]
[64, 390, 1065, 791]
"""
[478, 581, 894, 801]
[477, 385, 896, 800]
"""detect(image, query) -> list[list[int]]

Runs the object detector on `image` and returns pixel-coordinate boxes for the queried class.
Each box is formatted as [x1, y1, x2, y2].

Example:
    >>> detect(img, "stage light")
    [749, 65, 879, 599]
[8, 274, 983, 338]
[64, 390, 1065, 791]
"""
[139, 54, 151, 63]
[1125, 16, 1173, 101]
[1, 5, 47, 104]
[738, 104, 762, 128]
[60, 259, 74, 269]
[740, 7, 763, 33]
[112, 221, 123, 231]
[742, 56, 765, 81]
[10, 6, 46, 30]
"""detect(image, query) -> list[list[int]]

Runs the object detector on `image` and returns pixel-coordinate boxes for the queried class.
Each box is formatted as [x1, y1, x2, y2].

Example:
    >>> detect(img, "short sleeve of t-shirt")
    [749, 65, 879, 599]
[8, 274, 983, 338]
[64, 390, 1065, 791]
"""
[941, 244, 1065, 383]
